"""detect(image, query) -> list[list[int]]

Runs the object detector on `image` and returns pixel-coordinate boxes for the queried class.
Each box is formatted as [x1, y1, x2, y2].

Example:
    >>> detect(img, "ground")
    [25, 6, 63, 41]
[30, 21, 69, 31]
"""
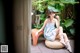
[31, 39, 74, 53]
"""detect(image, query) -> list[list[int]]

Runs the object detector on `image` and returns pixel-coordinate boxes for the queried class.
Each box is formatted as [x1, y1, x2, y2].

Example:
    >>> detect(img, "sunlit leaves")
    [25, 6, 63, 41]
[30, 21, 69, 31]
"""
[64, 19, 74, 28]
[32, 0, 79, 12]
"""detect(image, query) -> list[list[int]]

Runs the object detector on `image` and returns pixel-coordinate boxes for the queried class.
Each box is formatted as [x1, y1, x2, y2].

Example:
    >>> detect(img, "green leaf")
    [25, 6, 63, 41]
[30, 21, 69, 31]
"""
[40, 14, 45, 20]
[70, 28, 75, 35]
[64, 19, 74, 28]
[59, 3, 64, 7]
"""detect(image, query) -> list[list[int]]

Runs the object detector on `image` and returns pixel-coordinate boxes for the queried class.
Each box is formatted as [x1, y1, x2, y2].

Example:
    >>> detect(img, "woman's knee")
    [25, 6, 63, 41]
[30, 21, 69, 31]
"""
[63, 33, 69, 40]
[58, 26, 63, 34]
[59, 26, 63, 30]
[63, 33, 66, 35]
[63, 33, 67, 37]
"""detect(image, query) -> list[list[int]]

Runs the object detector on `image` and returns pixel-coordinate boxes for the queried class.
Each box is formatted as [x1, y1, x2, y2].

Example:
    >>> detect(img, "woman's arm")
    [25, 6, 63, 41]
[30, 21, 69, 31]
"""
[55, 15, 60, 26]
[54, 18, 60, 35]
[37, 19, 48, 34]
[55, 18, 60, 29]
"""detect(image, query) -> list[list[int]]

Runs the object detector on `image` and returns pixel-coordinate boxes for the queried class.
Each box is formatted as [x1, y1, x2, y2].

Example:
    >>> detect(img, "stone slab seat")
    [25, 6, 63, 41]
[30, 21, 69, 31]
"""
[31, 28, 64, 48]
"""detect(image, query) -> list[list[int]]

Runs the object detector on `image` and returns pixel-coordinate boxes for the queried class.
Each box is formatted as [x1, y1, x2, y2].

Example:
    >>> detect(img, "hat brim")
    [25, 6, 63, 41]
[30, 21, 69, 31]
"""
[48, 6, 60, 13]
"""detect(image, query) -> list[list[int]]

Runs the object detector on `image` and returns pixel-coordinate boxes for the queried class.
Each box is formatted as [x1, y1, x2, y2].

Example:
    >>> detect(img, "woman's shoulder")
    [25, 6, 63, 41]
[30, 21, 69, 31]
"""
[44, 18, 50, 24]
[45, 18, 49, 22]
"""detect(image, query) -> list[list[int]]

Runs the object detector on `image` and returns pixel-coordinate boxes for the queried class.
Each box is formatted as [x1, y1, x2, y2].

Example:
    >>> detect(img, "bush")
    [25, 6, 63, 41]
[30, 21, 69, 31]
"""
[32, 0, 79, 38]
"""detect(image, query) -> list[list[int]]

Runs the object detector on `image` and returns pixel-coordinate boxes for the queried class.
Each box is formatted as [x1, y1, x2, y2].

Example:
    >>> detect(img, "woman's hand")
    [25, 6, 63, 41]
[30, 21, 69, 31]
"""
[35, 32, 39, 37]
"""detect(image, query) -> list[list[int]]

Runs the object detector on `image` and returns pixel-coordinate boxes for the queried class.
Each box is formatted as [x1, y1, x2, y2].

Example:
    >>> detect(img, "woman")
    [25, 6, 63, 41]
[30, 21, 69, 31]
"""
[36, 6, 72, 53]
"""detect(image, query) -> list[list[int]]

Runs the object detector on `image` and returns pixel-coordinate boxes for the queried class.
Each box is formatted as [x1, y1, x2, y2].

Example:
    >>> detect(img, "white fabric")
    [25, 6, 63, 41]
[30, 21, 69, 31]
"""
[44, 22, 57, 41]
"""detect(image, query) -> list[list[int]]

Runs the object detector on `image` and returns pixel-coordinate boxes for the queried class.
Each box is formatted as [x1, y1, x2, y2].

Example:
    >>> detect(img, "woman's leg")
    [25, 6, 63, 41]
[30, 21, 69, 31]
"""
[63, 33, 69, 43]
[58, 26, 72, 53]
[63, 33, 72, 53]
[58, 26, 66, 45]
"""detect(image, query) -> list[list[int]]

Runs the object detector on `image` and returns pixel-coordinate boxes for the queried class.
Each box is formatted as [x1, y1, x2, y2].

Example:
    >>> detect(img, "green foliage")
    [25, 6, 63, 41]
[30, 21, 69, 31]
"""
[32, 0, 78, 37]
[32, 0, 79, 13]
[60, 18, 75, 36]
[64, 19, 74, 28]
[32, 14, 46, 29]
